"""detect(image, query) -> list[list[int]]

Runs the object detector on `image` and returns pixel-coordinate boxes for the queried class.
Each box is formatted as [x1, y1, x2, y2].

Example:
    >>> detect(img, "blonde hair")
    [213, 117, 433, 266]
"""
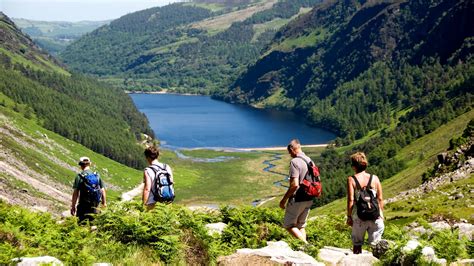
[351, 152, 368, 172]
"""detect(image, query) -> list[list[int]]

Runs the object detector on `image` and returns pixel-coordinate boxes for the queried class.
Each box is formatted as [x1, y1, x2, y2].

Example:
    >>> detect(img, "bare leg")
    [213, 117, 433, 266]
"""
[287, 227, 308, 243]
[300, 227, 307, 241]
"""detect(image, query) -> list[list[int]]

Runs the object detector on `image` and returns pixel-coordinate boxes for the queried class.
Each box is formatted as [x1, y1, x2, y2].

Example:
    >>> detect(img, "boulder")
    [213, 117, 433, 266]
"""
[429, 221, 451, 231]
[340, 254, 379, 266]
[218, 254, 280, 266]
[218, 241, 322, 266]
[372, 239, 391, 258]
[205, 222, 227, 235]
[454, 193, 465, 200]
[450, 259, 474, 266]
[453, 223, 474, 240]
[12, 256, 63, 266]
[318, 246, 377, 266]
[421, 246, 435, 260]
[402, 240, 420, 252]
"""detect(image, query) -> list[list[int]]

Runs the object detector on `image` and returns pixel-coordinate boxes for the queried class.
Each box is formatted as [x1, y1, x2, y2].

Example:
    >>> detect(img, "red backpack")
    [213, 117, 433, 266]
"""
[295, 156, 322, 200]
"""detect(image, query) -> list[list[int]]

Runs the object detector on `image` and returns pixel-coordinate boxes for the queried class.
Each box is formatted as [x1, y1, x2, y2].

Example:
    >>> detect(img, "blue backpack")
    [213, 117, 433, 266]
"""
[79, 172, 102, 204]
[149, 164, 175, 203]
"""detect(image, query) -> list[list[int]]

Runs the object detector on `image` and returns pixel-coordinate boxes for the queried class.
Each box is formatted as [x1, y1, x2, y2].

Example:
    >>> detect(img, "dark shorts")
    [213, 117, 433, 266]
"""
[76, 203, 99, 223]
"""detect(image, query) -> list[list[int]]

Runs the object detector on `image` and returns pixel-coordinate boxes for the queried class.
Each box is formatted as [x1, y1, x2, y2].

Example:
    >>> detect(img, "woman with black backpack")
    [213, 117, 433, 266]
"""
[346, 152, 384, 254]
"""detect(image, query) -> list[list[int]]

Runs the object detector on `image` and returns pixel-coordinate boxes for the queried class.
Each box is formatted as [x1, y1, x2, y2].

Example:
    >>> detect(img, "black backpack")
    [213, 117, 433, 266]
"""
[148, 164, 175, 203]
[352, 174, 380, 221]
[79, 172, 102, 205]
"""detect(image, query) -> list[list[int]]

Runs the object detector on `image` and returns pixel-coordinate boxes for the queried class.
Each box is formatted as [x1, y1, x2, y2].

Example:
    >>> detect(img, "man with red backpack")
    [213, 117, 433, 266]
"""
[71, 157, 107, 223]
[279, 139, 321, 243]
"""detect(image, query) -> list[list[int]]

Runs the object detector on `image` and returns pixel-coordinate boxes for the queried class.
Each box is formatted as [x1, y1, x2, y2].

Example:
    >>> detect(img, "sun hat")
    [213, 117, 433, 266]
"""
[78, 156, 91, 165]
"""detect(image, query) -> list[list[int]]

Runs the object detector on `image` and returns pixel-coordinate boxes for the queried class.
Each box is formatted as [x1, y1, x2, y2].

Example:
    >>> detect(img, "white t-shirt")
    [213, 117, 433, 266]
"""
[145, 162, 173, 205]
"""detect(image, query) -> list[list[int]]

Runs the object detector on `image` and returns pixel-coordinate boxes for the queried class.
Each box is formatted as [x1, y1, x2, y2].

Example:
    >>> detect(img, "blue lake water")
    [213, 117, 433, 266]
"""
[130, 94, 336, 149]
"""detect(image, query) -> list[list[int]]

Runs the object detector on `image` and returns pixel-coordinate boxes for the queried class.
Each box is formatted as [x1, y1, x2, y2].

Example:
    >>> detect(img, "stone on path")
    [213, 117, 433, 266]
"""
[218, 241, 323, 266]
[12, 256, 63, 266]
[318, 246, 378, 266]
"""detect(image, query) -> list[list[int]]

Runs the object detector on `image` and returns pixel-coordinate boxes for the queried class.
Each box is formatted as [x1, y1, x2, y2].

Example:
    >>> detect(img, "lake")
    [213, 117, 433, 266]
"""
[130, 94, 336, 149]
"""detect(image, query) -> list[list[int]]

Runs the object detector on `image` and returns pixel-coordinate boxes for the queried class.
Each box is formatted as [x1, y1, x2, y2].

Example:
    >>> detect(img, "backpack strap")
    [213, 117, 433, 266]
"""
[351, 175, 362, 190]
[367, 174, 374, 189]
[296, 156, 315, 182]
[147, 164, 173, 185]
[352, 174, 373, 190]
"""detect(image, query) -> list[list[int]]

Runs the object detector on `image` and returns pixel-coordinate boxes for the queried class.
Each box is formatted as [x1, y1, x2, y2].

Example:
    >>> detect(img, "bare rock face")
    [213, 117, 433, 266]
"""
[217, 241, 323, 266]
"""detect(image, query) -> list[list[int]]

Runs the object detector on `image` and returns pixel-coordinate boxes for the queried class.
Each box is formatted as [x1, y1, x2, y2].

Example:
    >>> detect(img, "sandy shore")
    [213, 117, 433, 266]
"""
[238, 144, 329, 151]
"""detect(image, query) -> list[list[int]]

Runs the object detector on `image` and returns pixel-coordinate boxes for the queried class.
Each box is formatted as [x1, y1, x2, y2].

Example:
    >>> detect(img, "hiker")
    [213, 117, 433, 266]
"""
[279, 139, 315, 243]
[346, 152, 384, 254]
[71, 157, 106, 223]
[142, 146, 175, 210]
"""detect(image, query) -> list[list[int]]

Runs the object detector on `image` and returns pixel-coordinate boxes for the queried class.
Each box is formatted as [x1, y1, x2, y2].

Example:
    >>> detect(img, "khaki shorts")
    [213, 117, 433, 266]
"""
[351, 217, 384, 246]
[283, 199, 313, 229]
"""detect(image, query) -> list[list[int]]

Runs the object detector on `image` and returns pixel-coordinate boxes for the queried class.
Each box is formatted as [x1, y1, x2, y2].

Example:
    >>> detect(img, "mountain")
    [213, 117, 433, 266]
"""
[0, 12, 154, 168]
[60, 0, 322, 93]
[215, 0, 474, 206]
[224, 0, 474, 139]
[12, 18, 109, 55]
[0, 92, 144, 213]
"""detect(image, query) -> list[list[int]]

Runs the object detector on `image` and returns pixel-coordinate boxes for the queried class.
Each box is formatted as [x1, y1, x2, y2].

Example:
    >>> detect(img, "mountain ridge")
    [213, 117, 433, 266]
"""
[60, 0, 322, 93]
[0, 12, 154, 169]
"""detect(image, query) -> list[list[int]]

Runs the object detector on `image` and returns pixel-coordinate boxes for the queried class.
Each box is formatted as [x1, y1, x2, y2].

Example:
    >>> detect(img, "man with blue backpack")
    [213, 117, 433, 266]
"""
[71, 156, 107, 223]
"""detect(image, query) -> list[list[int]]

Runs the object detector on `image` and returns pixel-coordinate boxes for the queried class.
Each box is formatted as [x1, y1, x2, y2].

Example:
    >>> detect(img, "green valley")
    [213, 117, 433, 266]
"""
[60, 0, 322, 93]
[1, 0, 474, 264]
[12, 18, 109, 55]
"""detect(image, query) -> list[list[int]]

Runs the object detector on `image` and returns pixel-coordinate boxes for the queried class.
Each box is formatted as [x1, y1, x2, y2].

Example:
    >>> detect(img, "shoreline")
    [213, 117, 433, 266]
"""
[125, 90, 202, 96]
[238, 144, 329, 151]
[163, 144, 329, 152]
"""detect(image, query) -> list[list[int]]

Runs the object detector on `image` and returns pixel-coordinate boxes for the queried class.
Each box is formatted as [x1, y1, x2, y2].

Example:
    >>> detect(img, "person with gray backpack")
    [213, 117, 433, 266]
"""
[142, 146, 175, 210]
[71, 156, 107, 223]
[346, 152, 384, 254]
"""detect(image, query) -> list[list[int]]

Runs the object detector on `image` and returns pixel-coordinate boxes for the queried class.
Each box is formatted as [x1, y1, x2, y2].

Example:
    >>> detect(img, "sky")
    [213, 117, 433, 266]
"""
[1, 0, 183, 22]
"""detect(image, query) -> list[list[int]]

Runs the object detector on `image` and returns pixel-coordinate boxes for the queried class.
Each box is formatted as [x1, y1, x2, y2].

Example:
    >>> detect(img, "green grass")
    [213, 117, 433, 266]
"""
[161, 149, 287, 205]
[182, 2, 227, 12]
[270, 28, 328, 52]
[0, 47, 69, 76]
[316, 109, 474, 217]
[252, 6, 312, 43]
[252, 87, 296, 109]
[147, 37, 199, 55]
[385, 174, 474, 223]
[252, 18, 292, 42]
[0, 92, 142, 202]
[1, 91, 294, 207]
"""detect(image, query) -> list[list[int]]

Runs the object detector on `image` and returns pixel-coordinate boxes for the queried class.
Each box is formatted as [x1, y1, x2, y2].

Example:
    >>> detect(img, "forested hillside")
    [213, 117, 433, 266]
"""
[60, 0, 321, 93]
[13, 18, 109, 55]
[220, 0, 474, 205]
[0, 13, 154, 168]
